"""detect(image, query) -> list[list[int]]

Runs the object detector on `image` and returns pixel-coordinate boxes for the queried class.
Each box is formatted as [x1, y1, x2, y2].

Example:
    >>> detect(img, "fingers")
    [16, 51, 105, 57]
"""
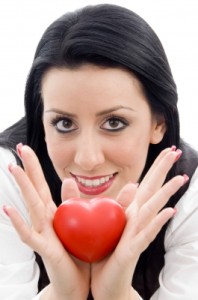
[8, 163, 52, 231]
[140, 147, 173, 183]
[142, 175, 186, 216]
[129, 175, 187, 231]
[3, 205, 37, 246]
[3, 205, 65, 259]
[134, 207, 175, 254]
[3, 205, 44, 254]
[16, 144, 53, 206]
[61, 178, 80, 201]
[136, 147, 182, 206]
[116, 183, 138, 210]
[121, 148, 188, 259]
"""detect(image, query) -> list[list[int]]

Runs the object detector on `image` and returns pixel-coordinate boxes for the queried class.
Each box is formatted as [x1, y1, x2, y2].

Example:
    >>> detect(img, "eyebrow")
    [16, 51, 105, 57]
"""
[44, 109, 76, 118]
[96, 105, 135, 116]
[44, 105, 135, 117]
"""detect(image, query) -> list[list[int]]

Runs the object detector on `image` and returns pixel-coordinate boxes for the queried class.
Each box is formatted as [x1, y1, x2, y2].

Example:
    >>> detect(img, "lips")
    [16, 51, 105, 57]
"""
[70, 173, 116, 195]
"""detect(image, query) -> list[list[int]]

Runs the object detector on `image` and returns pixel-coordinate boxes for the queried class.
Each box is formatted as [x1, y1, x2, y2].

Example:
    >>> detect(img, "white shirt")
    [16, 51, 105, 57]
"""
[0, 147, 198, 300]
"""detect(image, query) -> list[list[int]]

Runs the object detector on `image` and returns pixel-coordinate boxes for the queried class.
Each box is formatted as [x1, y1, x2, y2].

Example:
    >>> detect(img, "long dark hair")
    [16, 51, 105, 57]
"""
[0, 4, 197, 299]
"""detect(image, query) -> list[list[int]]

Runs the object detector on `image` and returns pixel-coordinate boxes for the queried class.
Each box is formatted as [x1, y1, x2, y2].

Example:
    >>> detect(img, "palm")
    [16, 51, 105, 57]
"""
[7, 145, 90, 299]
[90, 148, 186, 299]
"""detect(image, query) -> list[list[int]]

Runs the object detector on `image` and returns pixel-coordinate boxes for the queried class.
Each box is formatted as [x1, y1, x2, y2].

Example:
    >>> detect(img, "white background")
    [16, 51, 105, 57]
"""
[0, 0, 197, 150]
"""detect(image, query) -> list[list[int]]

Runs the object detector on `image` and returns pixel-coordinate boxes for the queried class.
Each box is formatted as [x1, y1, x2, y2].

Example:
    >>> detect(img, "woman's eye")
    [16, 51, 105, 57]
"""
[102, 117, 128, 131]
[52, 118, 76, 133]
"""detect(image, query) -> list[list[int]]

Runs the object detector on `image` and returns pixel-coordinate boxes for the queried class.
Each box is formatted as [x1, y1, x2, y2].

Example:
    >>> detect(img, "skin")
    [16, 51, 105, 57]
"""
[5, 65, 187, 300]
[42, 65, 166, 199]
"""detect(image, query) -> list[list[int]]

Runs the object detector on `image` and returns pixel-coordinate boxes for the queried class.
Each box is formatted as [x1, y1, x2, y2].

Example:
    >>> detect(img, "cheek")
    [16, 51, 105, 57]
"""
[116, 143, 148, 166]
[43, 122, 74, 179]
[45, 140, 73, 179]
[112, 137, 150, 180]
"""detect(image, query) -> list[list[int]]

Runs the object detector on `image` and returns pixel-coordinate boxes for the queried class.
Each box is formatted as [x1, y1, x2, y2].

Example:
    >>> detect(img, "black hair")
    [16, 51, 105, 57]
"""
[0, 4, 197, 299]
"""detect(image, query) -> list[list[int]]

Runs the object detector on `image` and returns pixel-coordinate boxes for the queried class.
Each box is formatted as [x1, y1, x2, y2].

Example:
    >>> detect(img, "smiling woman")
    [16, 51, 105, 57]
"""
[0, 3, 198, 300]
[42, 66, 165, 199]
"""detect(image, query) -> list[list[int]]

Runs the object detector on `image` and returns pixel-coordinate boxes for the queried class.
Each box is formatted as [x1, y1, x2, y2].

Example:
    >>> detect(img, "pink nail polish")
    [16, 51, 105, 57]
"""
[173, 207, 177, 216]
[3, 205, 9, 217]
[183, 174, 189, 184]
[130, 181, 139, 186]
[174, 149, 182, 162]
[16, 143, 23, 158]
[171, 145, 177, 151]
[8, 163, 13, 173]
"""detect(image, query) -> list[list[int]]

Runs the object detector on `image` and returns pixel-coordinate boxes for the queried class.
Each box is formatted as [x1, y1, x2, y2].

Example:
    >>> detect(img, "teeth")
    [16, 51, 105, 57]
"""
[76, 175, 113, 187]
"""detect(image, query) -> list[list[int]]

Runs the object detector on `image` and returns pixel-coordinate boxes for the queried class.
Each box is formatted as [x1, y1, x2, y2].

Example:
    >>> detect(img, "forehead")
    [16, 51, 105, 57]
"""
[40, 65, 151, 116]
[41, 65, 155, 124]
[41, 64, 144, 96]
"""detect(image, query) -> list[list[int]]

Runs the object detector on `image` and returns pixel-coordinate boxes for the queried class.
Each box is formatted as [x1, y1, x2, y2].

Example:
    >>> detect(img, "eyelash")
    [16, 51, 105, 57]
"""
[101, 114, 129, 131]
[50, 115, 77, 133]
[50, 114, 129, 133]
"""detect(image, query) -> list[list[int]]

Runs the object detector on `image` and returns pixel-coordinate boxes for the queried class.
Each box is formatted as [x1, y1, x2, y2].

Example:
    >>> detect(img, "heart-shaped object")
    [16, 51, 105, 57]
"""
[53, 197, 126, 262]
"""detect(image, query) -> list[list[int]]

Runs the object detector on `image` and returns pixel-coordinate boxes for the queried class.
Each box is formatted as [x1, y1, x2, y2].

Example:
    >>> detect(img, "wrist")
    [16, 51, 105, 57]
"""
[40, 284, 88, 300]
[39, 285, 65, 300]
[94, 288, 141, 300]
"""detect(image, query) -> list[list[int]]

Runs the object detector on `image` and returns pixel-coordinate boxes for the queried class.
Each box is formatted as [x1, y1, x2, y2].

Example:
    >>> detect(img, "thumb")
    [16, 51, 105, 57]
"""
[116, 183, 138, 211]
[61, 178, 80, 202]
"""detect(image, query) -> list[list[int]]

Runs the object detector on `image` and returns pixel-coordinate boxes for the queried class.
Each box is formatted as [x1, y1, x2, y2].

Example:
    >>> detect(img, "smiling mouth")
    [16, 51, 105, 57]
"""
[70, 173, 117, 195]
[76, 174, 114, 187]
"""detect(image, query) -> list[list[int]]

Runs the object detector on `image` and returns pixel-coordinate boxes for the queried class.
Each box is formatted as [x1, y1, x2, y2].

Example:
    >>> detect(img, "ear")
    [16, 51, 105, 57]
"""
[150, 116, 167, 144]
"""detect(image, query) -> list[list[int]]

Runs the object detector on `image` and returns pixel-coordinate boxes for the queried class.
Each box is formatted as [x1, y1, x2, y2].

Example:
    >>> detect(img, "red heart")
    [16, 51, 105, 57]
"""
[53, 197, 126, 262]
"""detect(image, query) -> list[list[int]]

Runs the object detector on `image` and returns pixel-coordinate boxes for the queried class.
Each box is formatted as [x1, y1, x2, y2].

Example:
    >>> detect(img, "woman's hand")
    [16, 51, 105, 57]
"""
[5, 144, 90, 300]
[90, 147, 188, 300]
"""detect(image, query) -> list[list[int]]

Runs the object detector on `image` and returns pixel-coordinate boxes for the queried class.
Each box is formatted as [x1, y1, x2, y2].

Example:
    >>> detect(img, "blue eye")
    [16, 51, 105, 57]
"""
[101, 116, 128, 131]
[51, 117, 77, 133]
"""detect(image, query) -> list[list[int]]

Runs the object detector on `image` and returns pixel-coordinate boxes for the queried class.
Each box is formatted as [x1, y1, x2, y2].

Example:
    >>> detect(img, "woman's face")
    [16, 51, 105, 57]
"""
[42, 65, 166, 199]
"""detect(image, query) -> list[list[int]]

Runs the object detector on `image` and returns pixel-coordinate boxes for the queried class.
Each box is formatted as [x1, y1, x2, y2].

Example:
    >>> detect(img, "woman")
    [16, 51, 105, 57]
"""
[0, 4, 198, 300]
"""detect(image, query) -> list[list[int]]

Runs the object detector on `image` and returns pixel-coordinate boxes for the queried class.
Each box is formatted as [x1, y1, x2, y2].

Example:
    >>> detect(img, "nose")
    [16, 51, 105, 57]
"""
[74, 132, 105, 171]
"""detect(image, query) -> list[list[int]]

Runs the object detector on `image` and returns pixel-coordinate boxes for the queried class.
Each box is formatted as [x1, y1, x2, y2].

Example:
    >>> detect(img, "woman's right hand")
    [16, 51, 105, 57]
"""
[4, 144, 90, 300]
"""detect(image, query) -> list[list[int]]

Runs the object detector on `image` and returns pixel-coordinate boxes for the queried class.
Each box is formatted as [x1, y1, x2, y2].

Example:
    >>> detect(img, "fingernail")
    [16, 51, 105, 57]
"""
[183, 174, 189, 184]
[8, 163, 13, 173]
[174, 149, 182, 162]
[171, 145, 177, 151]
[130, 181, 139, 187]
[3, 205, 10, 217]
[16, 143, 23, 158]
[173, 207, 177, 216]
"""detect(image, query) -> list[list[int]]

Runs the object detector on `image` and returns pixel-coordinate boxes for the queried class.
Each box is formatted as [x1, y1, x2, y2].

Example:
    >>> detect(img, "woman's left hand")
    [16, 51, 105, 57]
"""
[90, 147, 187, 300]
